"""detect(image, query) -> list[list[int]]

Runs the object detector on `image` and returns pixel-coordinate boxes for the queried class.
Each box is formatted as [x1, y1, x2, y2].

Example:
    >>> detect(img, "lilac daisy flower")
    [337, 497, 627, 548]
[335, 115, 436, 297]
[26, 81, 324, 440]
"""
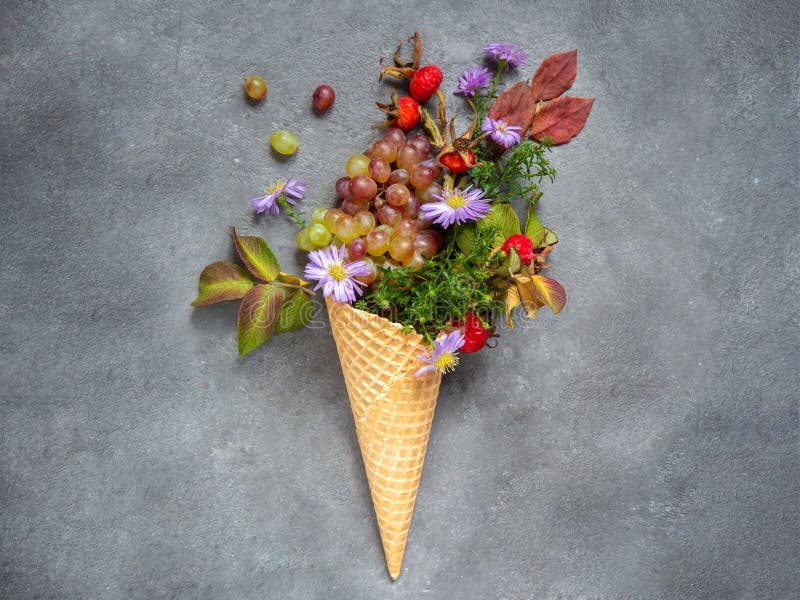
[251, 178, 306, 215]
[419, 185, 492, 228]
[415, 330, 466, 377]
[303, 245, 369, 304]
[483, 43, 529, 69]
[453, 66, 492, 96]
[481, 116, 523, 148]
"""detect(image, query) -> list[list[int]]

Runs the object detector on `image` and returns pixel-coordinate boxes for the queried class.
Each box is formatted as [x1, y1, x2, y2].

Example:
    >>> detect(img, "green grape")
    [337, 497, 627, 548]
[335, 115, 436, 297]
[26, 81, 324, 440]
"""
[244, 75, 267, 100]
[345, 153, 370, 177]
[271, 130, 299, 155]
[311, 207, 328, 224]
[308, 223, 332, 246]
[295, 228, 315, 251]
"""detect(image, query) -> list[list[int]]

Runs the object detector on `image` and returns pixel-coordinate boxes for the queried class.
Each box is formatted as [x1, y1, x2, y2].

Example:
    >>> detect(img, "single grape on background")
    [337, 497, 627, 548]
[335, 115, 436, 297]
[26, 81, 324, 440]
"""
[345, 154, 371, 177]
[271, 130, 299, 155]
[308, 223, 333, 246]
[312, 84, 335, 111]
[244, 75, 267, 100]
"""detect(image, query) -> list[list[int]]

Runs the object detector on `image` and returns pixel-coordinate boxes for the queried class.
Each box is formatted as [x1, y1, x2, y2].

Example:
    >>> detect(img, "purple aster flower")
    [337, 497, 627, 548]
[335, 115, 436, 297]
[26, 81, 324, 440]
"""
[481, 116, 522, 148]
[483, 43, 529, 68]
[415, 330, 466, 377]
[303, 244, 369, 304]
[251, 178, 306, 215]
[419, 185, 492, 228]
[454, 66, 492, 96]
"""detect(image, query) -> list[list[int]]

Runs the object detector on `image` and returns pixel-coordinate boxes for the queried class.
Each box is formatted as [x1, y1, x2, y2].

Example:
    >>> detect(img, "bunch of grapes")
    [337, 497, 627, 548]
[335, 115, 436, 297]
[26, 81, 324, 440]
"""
[296, 127, 445, 285]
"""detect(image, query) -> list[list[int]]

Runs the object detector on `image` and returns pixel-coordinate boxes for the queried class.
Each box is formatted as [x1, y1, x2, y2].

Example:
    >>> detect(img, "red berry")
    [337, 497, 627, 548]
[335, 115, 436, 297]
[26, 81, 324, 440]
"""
[457, 312, 491, 353]
[501, 234, 535, 265]
[439, 150, 475, 173]
[393, 96, 421, 131]
[409, 65, 443, 103]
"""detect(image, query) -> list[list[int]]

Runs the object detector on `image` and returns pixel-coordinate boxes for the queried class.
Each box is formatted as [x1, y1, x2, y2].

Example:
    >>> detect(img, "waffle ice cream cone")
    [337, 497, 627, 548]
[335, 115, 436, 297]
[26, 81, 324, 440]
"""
[326, 297, 441, 581]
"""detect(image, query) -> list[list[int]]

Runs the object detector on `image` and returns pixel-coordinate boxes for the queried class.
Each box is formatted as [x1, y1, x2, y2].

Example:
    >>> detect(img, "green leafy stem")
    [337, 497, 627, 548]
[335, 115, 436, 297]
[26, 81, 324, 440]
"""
[191, 227, 314, 356]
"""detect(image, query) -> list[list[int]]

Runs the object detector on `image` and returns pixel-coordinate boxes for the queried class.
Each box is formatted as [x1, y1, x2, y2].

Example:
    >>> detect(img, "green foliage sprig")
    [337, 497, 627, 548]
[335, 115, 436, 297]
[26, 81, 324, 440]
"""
[191, 227, 314, 356]
[355, 225, 505, 344]
[470, 140, 556, 206]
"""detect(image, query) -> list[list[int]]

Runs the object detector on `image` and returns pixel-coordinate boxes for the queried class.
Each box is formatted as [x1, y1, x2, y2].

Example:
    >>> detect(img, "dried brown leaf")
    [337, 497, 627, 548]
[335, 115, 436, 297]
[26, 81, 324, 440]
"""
[529, 96, 594, 145]
[531, 50, 577, 101]
[488, 81, 535, 134]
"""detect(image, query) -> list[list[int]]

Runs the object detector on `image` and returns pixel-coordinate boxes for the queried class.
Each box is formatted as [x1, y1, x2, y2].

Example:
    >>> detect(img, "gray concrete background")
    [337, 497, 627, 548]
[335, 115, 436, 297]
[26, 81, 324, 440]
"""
[1, 0, 798, 598]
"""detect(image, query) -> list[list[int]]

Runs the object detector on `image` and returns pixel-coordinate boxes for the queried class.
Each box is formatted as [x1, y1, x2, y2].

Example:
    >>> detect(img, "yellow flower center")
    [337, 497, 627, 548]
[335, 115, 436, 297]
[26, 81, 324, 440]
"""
[266, 179, 286, 195]
[496, 123, 508, 133]
[328, 264, 347, 281]
[445, 194, 467, 209]
[435, 352, 459, 373]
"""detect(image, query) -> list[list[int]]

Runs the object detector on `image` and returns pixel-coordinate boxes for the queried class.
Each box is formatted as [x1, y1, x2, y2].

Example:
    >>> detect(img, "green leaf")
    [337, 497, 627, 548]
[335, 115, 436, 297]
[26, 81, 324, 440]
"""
[191, 261, 254, 307]
[455, 225, 476, 254]
[456, 204, 522, 253]
[230, 226, 280, 282]
[274, 290, 314, 335]
[482, 202, 521, 246]
[525, 205, 545, 246]
[237, 284, 285, 356]
[525, 205, 558, 247]
[506, 247, 522, 273]
[540, 228, 558, 246]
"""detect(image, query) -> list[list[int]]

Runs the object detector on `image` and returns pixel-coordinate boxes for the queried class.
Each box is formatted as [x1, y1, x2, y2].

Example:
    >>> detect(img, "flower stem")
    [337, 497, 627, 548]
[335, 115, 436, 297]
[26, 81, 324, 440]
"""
[472, 60, 506, 141]
[273, 280, 315, 296]
[278, 195, 306, 228]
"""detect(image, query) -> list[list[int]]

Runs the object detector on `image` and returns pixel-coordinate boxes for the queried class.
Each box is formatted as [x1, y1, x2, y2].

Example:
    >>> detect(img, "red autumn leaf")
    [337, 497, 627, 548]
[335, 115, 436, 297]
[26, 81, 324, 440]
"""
[531, 50, 577, 101]
[488, 81, 535, 133]
[529, 96, 594, 145]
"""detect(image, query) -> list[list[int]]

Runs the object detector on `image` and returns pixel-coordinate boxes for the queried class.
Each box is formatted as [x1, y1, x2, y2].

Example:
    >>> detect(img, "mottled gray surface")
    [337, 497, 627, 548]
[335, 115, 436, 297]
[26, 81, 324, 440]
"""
[1, 0, 798, 598]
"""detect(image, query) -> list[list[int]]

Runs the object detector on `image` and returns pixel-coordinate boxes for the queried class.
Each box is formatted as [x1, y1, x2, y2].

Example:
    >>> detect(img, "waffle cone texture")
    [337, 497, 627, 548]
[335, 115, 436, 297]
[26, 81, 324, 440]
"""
[326, 297, 442, 580]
